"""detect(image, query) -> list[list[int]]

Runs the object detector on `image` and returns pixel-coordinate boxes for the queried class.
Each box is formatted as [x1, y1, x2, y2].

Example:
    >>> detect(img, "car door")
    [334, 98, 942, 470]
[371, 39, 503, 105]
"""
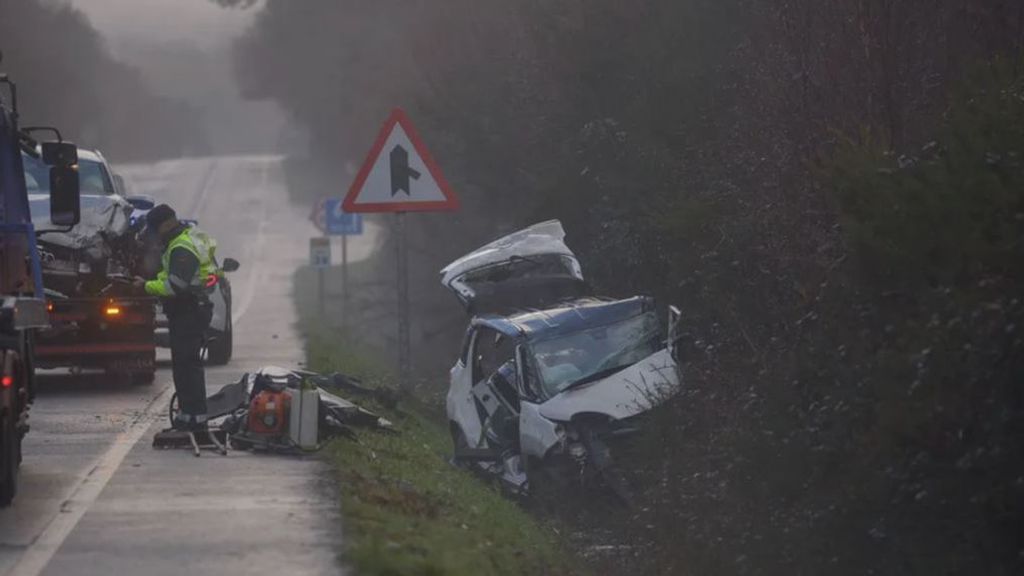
[516, 344, 563, 459]
[447, 327, 484, 446]
[469, 328, 521, 449]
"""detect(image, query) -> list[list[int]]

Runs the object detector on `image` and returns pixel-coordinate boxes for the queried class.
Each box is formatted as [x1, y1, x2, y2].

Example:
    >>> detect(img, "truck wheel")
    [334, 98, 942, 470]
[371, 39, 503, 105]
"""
[22, 333, 36, 403]
[0, 409, 18, 507]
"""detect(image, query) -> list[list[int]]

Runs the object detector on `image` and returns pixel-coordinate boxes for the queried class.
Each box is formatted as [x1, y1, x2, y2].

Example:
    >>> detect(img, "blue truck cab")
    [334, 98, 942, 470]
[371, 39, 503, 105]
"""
[0, 61, 80, 506]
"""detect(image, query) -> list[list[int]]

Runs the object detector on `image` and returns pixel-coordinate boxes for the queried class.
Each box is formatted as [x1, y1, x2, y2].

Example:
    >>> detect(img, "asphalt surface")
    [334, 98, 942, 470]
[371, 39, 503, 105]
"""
[0, 156, 378, 576]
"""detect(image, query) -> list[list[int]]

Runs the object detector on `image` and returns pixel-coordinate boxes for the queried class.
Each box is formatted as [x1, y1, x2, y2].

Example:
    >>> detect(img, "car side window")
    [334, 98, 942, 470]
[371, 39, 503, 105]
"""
[472, 328, 513, 383]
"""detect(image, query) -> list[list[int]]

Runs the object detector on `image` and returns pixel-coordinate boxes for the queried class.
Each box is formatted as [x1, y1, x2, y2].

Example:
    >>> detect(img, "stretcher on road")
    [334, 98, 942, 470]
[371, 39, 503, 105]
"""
[152, 377, 248, 456]
[152, 428, 229, 457]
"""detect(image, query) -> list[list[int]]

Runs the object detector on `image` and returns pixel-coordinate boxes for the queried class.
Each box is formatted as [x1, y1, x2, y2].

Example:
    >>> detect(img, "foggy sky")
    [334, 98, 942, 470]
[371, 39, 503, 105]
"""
[59, 0, 289, 157]
[64, 0, 258, 50]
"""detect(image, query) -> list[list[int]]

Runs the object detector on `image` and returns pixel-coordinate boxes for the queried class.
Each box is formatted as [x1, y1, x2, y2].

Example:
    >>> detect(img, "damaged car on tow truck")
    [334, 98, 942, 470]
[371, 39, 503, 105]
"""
[24, 148, 157, 384]
[441, 220, 683, 503]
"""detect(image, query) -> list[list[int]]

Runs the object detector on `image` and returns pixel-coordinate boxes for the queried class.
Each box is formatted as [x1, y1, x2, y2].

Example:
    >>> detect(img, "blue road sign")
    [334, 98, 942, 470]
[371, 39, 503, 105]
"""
[324, 198, 363, 236]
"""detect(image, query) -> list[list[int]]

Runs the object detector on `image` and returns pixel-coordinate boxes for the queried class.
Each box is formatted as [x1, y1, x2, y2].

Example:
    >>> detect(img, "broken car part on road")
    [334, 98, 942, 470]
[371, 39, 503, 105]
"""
[154, 366, 393, 456]
[441, 220, 683, 503]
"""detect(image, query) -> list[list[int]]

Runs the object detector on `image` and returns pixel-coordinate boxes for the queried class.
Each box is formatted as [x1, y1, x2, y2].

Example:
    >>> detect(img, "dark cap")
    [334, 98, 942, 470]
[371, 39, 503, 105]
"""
[146, 204, 177, 229]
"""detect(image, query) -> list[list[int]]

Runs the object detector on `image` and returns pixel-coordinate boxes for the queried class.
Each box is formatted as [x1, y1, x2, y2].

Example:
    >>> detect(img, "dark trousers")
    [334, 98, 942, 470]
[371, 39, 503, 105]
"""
[166, 300, 212, 419]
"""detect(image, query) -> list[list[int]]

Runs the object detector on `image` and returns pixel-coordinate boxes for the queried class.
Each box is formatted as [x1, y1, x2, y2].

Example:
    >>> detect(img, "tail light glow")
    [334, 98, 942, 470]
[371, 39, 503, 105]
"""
[1, 376, 12, 388]
[105, 306, 122, 317]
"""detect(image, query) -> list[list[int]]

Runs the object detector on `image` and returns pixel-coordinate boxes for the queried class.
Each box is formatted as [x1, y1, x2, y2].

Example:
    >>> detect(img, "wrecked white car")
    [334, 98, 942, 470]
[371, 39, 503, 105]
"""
[441, 220, 682, 501]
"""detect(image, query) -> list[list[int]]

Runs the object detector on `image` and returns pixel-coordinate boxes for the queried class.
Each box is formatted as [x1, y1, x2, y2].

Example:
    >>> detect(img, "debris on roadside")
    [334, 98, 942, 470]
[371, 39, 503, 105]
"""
[155, 366, 394, 456]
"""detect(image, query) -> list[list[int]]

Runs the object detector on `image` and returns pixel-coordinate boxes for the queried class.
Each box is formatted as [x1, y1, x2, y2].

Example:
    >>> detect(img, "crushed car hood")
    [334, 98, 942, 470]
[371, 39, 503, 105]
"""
[538, 348, 680, 422]
[31, 193, 133, 246]
[440, 220, 588, 313]
[31, 193, 136, 295]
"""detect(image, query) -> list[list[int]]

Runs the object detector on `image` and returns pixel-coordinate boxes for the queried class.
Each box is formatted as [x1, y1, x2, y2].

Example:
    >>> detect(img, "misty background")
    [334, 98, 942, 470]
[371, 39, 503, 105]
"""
[1, 0, 290, 159]
[2, 0, 1023, 575]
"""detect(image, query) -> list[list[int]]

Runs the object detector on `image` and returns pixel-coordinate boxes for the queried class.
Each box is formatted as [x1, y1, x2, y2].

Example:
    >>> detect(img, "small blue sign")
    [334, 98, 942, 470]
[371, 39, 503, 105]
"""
[324, 198, 363, 236]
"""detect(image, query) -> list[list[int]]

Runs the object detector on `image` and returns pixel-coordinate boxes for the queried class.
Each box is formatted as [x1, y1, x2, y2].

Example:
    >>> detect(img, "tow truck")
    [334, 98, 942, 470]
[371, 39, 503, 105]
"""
[0, 52, 81, 505]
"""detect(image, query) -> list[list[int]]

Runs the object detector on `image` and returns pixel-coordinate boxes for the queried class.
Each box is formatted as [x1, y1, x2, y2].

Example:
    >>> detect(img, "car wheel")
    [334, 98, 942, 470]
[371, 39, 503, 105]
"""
[205, 308, 233, 366]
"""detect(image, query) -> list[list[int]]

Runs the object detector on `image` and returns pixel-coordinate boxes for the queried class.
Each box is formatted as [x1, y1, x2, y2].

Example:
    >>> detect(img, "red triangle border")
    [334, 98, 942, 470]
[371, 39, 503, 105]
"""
[342, 108, 460, 213]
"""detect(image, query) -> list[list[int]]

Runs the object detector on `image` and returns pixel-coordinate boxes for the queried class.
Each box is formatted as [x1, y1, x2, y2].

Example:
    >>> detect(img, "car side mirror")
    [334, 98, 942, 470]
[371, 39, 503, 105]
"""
[222, 258, 240, 273]
[49, 166, 80, 226]
[41, 141, 77, 167]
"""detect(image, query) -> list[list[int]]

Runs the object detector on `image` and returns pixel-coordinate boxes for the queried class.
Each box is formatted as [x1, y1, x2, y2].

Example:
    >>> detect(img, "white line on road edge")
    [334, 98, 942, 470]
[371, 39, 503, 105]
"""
[185, 160, 218, 220]
[6, 384, 173, 576]
[232, 160, 271, 326]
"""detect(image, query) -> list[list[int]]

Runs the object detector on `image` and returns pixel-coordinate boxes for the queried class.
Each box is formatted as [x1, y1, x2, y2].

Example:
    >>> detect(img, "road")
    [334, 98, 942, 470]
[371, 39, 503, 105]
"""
[0, 156, 378, 576]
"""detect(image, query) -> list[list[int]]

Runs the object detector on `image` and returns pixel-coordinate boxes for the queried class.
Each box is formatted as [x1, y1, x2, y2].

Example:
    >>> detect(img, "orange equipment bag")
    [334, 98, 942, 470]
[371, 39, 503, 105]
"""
[247, 390, 291, 436]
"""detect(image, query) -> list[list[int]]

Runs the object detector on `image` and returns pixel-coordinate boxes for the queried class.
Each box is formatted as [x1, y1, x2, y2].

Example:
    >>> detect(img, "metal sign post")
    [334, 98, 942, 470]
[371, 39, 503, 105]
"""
[318, 263, 325, 316]
[311, 199, 362, 327]
[342, 109, 460, 390]
[395, 212, 410, 384]
[309, 237, 331, 316]
[341, 233, 349, 328]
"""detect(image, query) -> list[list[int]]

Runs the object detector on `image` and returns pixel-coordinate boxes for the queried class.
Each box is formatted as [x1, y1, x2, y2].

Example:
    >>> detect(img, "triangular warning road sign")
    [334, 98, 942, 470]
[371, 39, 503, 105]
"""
[343, 109, 460, 213]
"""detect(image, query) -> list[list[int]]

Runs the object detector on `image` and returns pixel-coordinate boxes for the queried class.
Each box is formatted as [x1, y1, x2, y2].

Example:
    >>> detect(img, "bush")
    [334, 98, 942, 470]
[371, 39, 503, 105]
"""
[828, 58, 1024, 290]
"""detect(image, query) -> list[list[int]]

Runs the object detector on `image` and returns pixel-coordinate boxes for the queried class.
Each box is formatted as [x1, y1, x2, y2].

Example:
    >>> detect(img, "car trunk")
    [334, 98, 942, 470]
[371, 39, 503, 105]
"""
[440, 220, 588, 314]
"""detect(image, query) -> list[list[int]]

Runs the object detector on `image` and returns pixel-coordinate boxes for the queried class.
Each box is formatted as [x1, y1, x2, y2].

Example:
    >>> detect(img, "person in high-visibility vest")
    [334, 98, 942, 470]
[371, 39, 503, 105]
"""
[133, 204, 217, 430]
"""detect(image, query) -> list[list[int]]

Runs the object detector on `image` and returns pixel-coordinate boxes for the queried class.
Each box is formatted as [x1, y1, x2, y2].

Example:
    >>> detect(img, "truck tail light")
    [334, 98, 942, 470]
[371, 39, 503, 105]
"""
[2, 352, 14, 387]
[105, 306, 122, 317]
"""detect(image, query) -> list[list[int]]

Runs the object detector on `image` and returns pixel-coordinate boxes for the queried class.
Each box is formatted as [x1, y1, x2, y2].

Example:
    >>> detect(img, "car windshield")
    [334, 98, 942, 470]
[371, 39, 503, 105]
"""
[528, 310, 663, 397]
[22, 151, 115, 195]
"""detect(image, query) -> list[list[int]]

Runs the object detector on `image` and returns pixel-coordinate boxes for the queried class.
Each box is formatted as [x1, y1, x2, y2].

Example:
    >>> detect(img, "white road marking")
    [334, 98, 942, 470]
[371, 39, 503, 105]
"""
[6, 383, 173, 576]
[232, 161, 271, 326]
[184, 159, 218, 219]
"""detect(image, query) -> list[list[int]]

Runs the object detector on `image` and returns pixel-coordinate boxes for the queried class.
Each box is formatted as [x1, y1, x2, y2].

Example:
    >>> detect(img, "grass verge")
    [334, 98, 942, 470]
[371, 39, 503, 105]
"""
[304, 326, 580, 576]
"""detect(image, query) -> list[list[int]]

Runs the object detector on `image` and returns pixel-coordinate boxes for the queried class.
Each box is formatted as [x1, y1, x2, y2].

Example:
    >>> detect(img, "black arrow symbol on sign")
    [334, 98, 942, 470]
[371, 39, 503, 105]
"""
[390, 145, 421, 196]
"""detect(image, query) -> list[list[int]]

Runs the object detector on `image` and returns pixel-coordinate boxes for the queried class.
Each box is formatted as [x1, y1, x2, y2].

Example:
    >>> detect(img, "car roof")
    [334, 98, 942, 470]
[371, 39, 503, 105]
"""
[26, 145, 105, 164]
[77, 148, 104, 163]
[474, 296, 653, 341]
